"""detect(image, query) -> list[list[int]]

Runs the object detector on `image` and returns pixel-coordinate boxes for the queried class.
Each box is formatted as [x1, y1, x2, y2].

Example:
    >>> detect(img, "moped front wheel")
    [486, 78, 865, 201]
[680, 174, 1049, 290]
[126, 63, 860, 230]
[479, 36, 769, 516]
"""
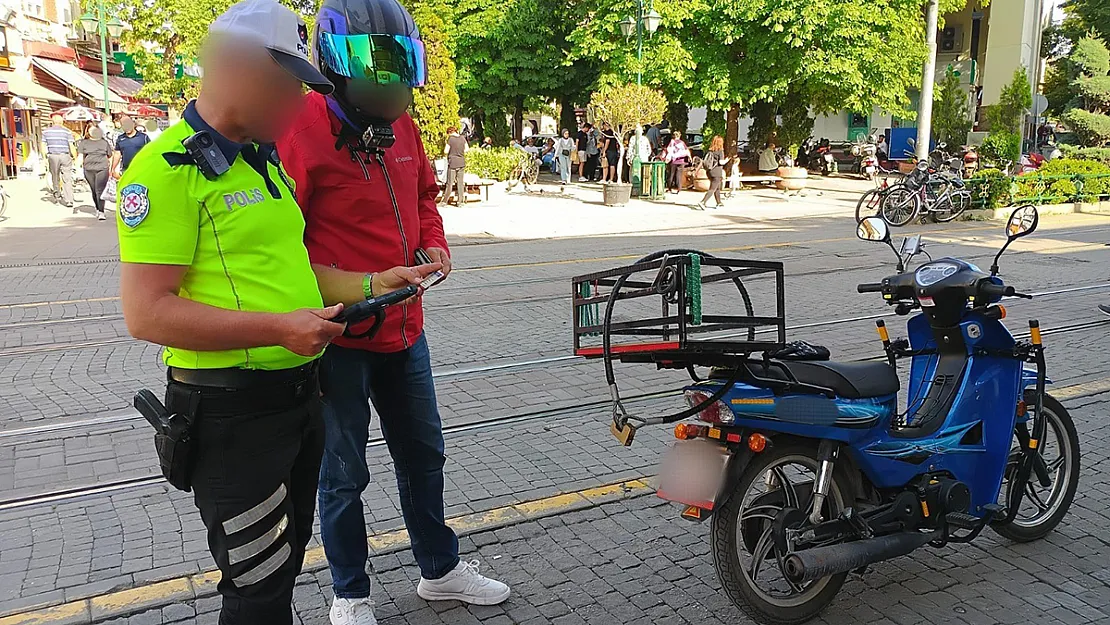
[992, 392, 1080, 542]
[711, 444, 853, 625]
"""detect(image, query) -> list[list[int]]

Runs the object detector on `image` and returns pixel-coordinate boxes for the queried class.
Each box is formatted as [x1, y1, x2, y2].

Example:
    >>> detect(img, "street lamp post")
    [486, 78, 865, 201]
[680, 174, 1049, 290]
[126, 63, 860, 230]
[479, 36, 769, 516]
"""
[620, 2, 660, 191]
[79, 3, 125, 119]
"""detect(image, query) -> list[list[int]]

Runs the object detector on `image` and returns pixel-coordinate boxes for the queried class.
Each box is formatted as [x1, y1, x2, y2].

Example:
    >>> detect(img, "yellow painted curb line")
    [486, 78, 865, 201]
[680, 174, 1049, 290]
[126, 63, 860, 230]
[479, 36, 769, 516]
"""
[0, 478, 654, 625]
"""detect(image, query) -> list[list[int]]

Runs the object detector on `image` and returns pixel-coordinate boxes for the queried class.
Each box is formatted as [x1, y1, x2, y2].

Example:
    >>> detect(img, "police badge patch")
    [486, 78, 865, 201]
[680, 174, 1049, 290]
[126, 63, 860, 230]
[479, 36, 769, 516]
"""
[119, 183, 150, 228]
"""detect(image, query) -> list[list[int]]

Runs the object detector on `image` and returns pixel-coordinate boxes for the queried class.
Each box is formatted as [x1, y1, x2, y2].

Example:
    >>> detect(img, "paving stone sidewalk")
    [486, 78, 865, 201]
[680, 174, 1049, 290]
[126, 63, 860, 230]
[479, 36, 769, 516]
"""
[107, 396, 1110, 625]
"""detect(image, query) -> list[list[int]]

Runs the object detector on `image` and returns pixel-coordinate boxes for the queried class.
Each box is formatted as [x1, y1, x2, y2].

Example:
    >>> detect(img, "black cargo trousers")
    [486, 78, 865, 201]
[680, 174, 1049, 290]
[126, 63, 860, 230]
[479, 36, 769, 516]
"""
[167, 364, 324, 625]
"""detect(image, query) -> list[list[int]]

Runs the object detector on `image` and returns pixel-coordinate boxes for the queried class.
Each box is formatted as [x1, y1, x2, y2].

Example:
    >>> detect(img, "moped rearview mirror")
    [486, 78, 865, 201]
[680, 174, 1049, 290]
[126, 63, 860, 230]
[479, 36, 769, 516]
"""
[857, 217, 905, 272]
[991, 204, 1039, 275]
[857, 217, 890, 243]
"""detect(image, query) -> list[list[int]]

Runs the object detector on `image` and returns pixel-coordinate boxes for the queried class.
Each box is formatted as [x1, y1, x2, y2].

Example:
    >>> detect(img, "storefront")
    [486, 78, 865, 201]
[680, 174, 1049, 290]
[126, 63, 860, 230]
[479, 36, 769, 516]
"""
[0, 70, 72, 179]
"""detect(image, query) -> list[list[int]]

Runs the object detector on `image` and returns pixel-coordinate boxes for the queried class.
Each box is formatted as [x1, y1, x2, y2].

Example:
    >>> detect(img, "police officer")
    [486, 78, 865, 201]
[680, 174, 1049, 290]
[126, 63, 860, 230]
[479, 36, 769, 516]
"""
[117, 2, 440, 623]
[277, 1, 509, 623]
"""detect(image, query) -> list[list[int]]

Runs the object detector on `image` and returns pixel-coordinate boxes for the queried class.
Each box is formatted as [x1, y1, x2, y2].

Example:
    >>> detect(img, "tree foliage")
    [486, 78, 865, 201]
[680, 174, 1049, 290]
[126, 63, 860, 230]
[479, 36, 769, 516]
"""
[407, 0, 460, 157]
[933, 66, 972, 147]
[588, 84, 666, 182]
[114, 0, 312, 105]
[986, 67, 1031, 134]
[1052, 37, 1110, 146]
[455, 0, 595, 138]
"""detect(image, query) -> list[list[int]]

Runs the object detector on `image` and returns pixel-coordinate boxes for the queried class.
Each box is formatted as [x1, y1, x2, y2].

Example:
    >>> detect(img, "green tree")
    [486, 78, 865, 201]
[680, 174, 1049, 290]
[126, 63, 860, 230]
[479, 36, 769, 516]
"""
[114, 0, 313, 105]
[1056, 37, 1110, 146]
[986, 66, 1032, 133]
[588, 84, 666, 183]
[456, 0, 594, 140]
[933, 65, 972, 147]
[407, 0, 460, 157]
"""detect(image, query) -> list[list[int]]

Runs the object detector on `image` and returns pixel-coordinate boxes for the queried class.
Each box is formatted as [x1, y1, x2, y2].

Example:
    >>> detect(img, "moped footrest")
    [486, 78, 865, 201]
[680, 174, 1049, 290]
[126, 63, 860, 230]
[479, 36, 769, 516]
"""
[945, 511, 980, 530]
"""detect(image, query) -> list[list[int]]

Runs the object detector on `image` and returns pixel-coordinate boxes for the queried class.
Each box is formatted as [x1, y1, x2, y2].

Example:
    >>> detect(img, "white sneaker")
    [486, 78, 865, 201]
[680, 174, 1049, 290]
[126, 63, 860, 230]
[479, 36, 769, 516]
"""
[578, 177, 587, 182]
[330, 596, 377, 625]
[416, 559, 511, 605]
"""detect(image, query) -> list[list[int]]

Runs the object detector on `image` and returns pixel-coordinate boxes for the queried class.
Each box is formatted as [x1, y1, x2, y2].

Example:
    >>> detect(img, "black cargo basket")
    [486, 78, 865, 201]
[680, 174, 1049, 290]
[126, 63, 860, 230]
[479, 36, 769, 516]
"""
[572, 252, 786, 367]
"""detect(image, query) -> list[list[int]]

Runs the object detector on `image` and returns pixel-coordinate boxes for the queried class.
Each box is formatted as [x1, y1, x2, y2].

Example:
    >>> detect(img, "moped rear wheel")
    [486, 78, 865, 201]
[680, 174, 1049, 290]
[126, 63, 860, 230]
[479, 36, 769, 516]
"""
[992, 392, 1080, 542]
[711, 445, 853, 625]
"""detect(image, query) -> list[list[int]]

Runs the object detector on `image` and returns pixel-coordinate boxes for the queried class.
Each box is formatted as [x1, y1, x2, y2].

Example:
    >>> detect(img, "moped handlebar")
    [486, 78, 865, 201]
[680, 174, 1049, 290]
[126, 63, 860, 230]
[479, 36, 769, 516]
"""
[975, 281, 1032, 300]
[857, 283, 885, 294]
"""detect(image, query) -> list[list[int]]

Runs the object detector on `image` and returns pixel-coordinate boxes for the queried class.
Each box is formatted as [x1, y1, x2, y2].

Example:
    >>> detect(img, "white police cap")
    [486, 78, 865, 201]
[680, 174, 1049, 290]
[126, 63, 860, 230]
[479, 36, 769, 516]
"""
[210, 0, 334, 94]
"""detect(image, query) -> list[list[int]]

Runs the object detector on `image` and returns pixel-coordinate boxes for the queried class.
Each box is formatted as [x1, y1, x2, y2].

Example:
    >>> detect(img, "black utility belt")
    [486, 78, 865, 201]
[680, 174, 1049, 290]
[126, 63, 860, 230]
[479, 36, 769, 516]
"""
[136, 362, 319, 492]
[167, 362, 319, 418]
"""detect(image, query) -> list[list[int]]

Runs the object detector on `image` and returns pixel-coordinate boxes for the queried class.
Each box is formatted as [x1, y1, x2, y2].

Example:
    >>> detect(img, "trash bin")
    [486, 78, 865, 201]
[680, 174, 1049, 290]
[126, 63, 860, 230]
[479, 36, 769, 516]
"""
[639, 161, 666, 200]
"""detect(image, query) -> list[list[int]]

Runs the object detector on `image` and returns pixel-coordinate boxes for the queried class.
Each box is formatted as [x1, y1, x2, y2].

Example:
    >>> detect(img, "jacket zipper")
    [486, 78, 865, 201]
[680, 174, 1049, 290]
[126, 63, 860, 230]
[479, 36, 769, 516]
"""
[373, 152, 411, 349]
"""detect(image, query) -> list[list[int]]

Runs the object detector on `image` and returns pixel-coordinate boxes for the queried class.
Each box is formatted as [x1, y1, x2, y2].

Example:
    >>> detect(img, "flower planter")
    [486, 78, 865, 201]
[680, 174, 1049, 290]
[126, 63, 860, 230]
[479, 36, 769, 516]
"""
[777, 166, 809, 191]
[603, 182, 634, 206]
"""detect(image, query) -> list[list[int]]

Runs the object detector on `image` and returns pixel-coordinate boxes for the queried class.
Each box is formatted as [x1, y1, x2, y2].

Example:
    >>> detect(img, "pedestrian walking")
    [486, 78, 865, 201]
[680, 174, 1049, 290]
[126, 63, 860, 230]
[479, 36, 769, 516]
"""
[441, 126, 467, 207]
[556, 128, 575, 185]
[664, 130, 690, 194]
[116, 3, 437, 623]
[42, 114, 75, 207]
[110, 114, 151, 179]
[277, 0, 511, 622]
[697, 136, 727, 210]
[77, 125, 112, 220]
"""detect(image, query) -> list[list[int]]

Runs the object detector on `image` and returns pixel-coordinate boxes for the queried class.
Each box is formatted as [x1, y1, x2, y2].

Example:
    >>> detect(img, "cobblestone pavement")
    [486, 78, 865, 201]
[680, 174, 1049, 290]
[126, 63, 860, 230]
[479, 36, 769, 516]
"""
[0, 210, 1109, 622]
[98, 395, 1110, 625]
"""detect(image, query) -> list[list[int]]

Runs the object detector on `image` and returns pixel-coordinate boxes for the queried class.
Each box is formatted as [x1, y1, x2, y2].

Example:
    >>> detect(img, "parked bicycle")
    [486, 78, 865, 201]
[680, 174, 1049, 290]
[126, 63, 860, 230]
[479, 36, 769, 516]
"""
[854, 165, 903, 222]
[881, 160, 972, 226]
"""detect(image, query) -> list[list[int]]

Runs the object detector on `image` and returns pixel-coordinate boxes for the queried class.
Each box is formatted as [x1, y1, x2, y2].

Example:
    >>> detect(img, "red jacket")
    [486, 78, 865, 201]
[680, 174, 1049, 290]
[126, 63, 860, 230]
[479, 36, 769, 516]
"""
[278, 92, 448, 353]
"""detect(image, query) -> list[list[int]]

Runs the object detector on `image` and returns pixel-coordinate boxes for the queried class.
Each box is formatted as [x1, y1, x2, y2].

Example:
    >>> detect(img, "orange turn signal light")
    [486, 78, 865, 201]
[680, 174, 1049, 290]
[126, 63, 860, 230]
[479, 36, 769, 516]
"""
[1016, 400, 1027, 417]
[748, 432, 768, 453]
[675, 423, 692, 440]
[996, 305, 1007, 319]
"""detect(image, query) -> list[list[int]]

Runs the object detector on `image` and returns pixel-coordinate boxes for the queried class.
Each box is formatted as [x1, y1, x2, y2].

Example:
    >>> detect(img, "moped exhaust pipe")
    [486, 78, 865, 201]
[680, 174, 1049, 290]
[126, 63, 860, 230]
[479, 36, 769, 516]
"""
[782, 531, 939, 585]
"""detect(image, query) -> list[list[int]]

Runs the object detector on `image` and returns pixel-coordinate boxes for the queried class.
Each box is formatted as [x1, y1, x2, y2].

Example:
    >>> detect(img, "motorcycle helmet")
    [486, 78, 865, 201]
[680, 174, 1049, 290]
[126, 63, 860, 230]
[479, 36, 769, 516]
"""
[314, 0, 427, 131]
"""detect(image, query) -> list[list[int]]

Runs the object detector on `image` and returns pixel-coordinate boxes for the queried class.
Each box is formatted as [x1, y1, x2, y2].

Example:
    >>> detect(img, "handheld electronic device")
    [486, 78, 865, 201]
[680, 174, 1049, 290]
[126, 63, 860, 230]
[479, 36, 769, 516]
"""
[415, 248, 447, 290]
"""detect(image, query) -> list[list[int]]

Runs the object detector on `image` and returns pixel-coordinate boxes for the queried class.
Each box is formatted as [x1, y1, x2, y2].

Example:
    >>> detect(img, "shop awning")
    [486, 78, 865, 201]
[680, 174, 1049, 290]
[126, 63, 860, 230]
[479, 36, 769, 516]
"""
[0, 70, 74, 108]
[32, 58, 127, 112]
[106, 75, 143, 100]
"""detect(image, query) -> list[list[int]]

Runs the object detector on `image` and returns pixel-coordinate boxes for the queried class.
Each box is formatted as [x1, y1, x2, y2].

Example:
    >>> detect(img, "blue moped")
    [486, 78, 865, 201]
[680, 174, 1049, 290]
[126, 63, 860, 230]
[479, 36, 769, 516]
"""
[573, 205, 1080, 624]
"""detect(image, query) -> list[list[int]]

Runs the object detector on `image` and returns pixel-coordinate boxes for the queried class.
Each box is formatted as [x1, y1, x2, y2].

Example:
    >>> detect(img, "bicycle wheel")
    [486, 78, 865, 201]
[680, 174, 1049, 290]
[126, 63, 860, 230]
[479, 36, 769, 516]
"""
[935, 190, 971, 222]
[855, 187, 885, 222]
[881, 186, 919, 227]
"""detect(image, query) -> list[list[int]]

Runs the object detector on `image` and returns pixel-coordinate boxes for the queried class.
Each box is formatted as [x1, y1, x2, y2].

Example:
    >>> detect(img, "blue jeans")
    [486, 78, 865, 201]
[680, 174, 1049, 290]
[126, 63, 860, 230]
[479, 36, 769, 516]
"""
[318, 336, 459, 599]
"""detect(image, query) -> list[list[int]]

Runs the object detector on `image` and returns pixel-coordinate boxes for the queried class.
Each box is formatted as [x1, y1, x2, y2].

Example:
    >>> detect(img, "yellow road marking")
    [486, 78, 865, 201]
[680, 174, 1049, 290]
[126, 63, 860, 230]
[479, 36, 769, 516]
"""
[0, 478, 652, 624]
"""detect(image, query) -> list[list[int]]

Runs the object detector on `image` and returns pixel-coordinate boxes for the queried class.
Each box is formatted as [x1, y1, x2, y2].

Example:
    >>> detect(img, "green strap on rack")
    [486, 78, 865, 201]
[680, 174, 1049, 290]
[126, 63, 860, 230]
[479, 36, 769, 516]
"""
[688, 253, 702, 325]
[578, 281, 600, 335]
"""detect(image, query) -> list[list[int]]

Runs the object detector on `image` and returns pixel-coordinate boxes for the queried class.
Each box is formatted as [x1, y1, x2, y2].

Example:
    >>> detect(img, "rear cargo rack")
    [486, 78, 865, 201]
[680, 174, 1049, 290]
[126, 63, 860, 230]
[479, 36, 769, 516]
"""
[572, 252, 787, 367]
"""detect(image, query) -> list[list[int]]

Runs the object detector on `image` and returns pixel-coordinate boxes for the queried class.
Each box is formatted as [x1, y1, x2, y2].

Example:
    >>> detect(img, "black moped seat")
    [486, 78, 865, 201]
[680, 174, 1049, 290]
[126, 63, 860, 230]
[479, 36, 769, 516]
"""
[715, 360, 900, 398]
[776, 361, 899, 398]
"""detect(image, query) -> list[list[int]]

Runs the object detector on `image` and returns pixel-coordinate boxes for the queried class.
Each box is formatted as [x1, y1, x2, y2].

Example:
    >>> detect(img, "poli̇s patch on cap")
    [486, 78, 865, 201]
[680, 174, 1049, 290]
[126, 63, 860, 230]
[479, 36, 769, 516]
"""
[119, 183, 150, 228]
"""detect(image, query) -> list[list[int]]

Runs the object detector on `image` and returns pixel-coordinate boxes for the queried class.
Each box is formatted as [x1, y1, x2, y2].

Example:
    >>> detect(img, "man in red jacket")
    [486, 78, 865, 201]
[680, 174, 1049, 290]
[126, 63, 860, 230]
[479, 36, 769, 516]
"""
[277, 0, 509, 623]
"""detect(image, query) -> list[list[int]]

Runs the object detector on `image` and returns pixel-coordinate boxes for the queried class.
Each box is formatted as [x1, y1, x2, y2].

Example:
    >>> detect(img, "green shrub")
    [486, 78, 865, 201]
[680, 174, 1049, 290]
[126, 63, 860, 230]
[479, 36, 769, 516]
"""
[465, 148, 525, 180]
[979, 131, 1022, 164]
[1014, 158, 1110, 202]
[1069, 146, 1110, 164]
[1062, 108, 1110, 146]
[967, 168, 1011, 209]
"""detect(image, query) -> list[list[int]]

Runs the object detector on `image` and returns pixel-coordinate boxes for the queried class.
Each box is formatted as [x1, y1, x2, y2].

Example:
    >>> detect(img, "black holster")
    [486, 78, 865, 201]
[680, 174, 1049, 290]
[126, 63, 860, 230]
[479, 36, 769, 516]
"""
[135, 384, 201, 492]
